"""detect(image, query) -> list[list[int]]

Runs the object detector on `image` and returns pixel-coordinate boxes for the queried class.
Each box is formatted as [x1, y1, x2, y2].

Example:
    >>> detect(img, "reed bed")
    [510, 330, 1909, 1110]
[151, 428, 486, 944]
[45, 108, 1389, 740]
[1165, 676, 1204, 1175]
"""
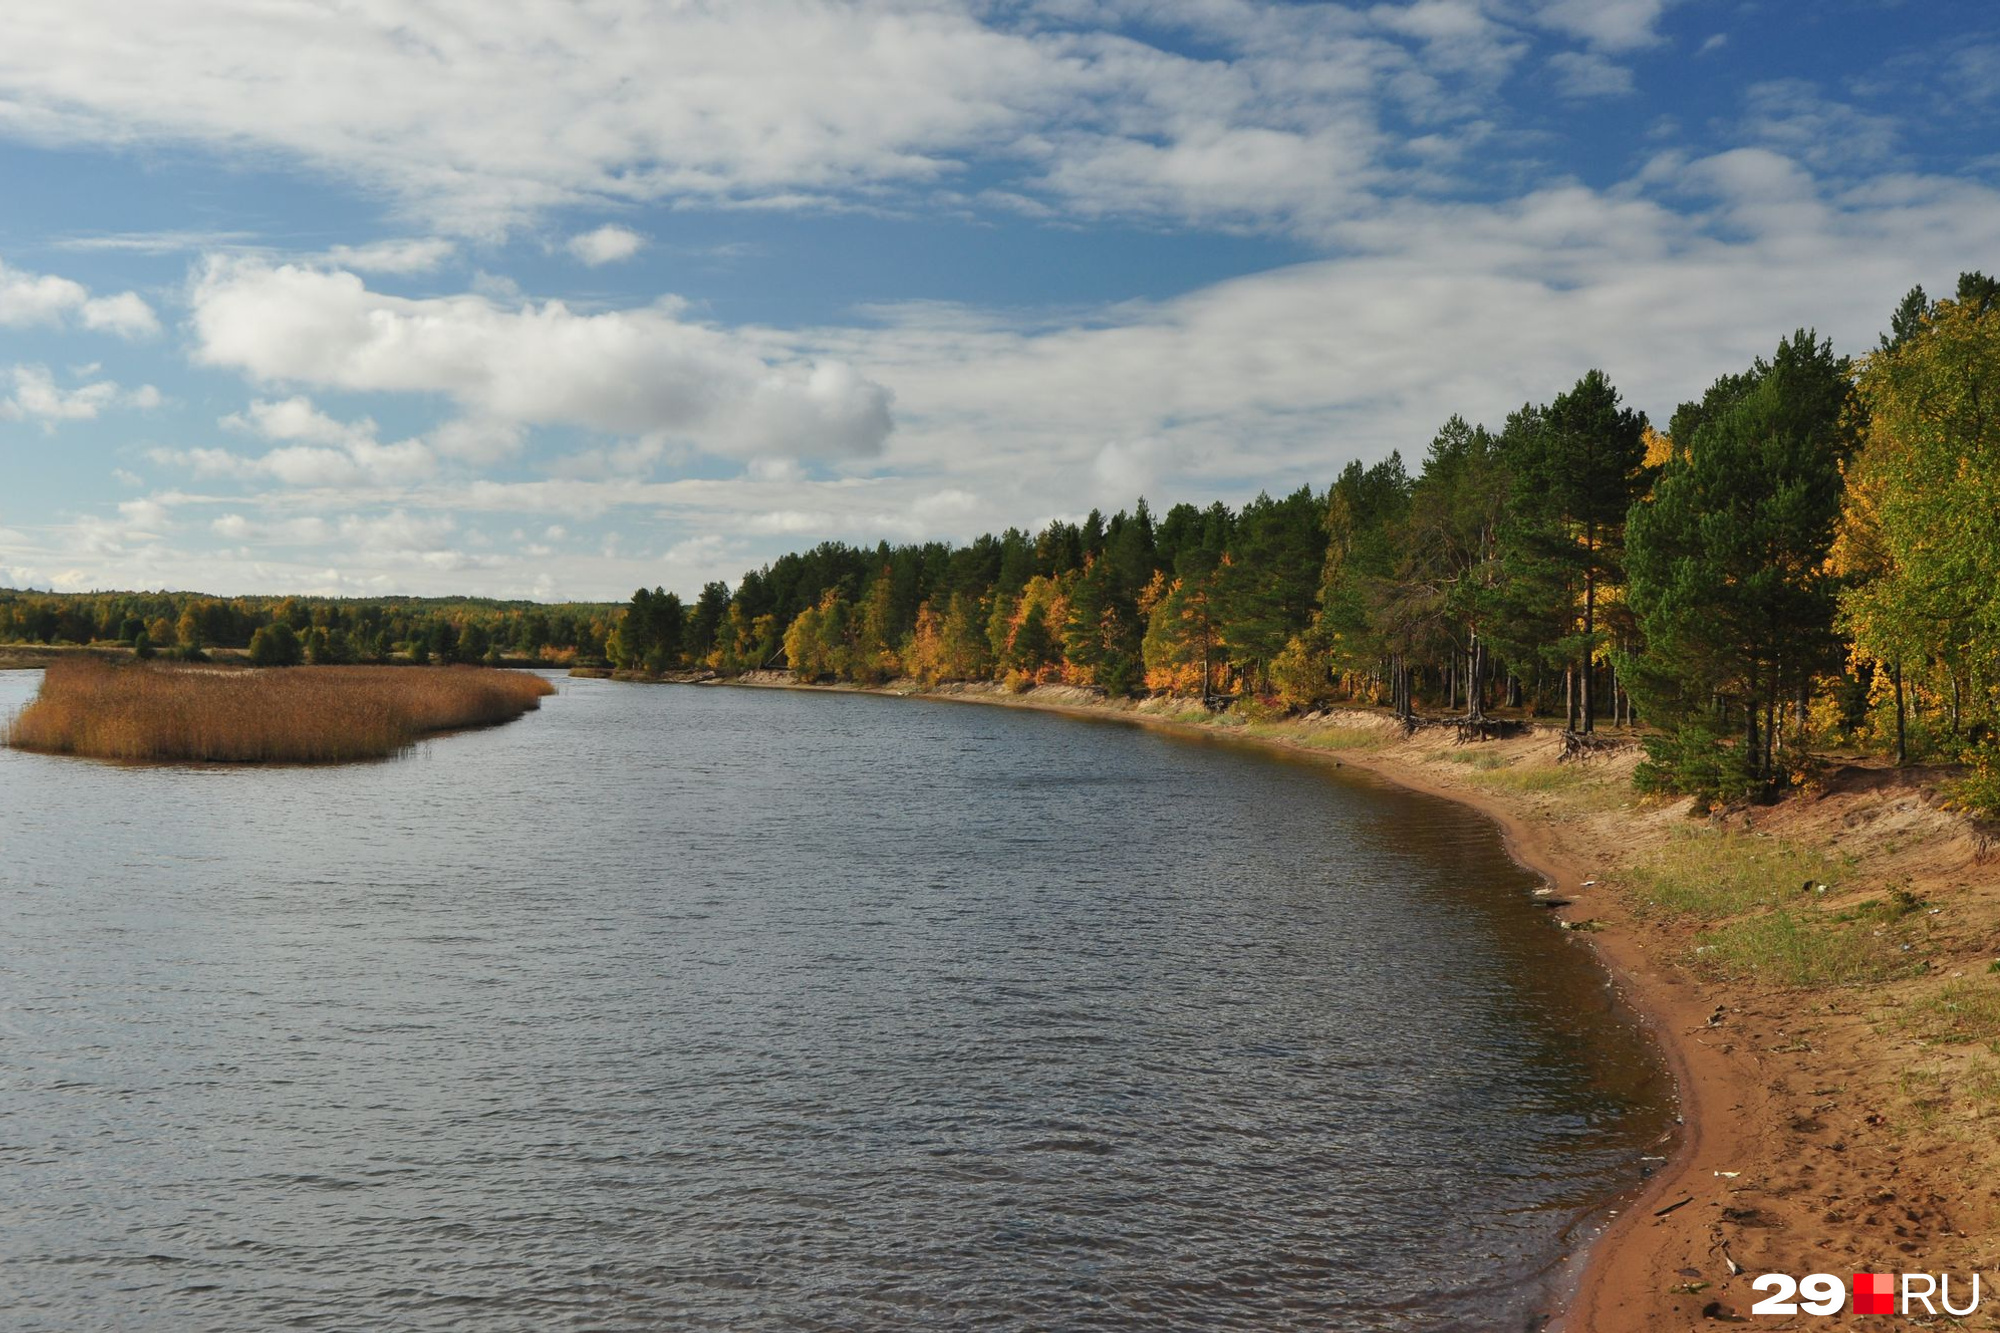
[4, 659, 556, 763]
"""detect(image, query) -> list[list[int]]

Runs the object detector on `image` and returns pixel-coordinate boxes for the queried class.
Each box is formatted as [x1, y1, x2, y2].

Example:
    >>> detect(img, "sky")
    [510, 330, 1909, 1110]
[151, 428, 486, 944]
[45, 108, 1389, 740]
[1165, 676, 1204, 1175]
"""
[1, 0, 1996, 603]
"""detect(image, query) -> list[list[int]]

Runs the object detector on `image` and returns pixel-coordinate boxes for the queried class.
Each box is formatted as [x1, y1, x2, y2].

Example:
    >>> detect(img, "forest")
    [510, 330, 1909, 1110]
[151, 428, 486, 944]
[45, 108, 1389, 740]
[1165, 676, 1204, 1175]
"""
[604, 273, 2000, 808]
[0, 591, 618, 668]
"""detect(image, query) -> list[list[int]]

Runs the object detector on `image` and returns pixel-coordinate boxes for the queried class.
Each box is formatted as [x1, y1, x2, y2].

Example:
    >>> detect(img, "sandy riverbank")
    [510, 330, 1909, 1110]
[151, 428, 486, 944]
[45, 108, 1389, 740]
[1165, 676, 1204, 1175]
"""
[693, 671, 2000, 1330]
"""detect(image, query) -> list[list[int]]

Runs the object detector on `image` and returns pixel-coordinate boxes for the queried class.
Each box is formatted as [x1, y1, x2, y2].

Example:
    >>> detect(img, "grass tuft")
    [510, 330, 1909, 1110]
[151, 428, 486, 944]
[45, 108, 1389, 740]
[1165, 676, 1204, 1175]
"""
[5, 658, 554, 764]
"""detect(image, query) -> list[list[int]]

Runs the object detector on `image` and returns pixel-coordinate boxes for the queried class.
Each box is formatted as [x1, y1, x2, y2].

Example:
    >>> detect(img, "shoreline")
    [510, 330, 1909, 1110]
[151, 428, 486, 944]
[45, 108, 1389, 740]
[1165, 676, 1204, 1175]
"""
[672, 671, 1994, 1329]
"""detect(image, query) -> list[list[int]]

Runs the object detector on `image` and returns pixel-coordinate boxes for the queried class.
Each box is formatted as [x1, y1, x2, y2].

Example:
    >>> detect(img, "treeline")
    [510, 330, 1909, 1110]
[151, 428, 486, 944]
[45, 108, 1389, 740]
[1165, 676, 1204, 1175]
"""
[0, 591, 619, 667]
[611, 271, 2000, 805]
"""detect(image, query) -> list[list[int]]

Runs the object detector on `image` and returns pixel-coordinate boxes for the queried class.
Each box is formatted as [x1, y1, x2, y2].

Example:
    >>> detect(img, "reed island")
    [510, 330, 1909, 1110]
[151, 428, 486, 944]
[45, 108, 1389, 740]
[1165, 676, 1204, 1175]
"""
[4, 658, 554, 763]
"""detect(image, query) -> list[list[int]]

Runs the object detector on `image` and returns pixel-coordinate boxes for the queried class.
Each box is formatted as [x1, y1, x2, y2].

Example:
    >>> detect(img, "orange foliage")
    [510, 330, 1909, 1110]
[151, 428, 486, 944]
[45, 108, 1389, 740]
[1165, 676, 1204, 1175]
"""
[5, 658, 555, 763]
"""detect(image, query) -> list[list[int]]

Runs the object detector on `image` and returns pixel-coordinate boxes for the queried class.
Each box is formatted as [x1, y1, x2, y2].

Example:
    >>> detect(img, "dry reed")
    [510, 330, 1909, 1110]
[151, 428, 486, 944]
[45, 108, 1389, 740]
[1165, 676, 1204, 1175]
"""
[4, 659, 556, 763]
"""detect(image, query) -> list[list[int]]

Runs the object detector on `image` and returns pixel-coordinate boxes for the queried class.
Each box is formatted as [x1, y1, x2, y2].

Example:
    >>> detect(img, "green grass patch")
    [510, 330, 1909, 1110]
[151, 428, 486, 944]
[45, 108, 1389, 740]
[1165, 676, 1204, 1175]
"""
[1628, 829, 1853, 922]
[1896, 979, 2000, 1046]
[1462, 762, 1587, 793]
[1693, 909, 1911, 988]
[1443, 749, 1509, 770]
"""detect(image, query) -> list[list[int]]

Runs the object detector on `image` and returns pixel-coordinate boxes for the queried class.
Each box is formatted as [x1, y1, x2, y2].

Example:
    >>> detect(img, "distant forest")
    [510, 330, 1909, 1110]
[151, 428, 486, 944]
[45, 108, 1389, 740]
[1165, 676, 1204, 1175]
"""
[0, 592, 618, 669]
[604, 272, 2000, 805]
[5, 274, 1996, 805]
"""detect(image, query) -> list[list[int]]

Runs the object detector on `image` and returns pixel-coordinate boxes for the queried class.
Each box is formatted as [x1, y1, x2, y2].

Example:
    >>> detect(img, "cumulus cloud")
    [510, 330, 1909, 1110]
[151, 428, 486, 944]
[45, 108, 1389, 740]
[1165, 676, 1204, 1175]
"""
[774, 152, 2000, 529]
[188, 258, 896, 461]
[567, 224, 645, 266]
[0, 258, 158, 337]
[154, 395, 438, 488]
[1, 364, 158, 424]
[84, 150, 1997, 602]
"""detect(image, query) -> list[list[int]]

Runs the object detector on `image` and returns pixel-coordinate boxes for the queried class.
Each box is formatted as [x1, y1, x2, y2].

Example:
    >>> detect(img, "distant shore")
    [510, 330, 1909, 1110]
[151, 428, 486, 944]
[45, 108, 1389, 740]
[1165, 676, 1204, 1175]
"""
[633, 669, 1997, 1331]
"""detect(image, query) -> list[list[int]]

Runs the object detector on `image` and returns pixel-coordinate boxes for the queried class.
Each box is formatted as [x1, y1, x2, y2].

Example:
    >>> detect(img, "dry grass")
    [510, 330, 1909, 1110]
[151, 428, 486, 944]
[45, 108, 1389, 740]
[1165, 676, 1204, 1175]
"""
[1239, 719, 1389, 751]
[5, 658, 555, 763]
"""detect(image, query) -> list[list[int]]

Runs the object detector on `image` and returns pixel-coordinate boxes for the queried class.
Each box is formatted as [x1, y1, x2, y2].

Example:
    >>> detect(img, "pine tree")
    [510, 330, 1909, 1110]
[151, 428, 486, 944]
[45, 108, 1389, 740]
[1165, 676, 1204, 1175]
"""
[1627, 330, 1855, 795]
[1499, 372, 1650, 730]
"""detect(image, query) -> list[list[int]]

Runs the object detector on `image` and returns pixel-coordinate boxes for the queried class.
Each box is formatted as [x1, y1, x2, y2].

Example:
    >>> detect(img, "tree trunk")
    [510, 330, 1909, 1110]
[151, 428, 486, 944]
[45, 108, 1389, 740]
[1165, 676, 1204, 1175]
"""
[1581, 552, 1596, 733]
[1893, 660, 1907, 766]
[1769, 650, 1783, 757]
[1745, 661, 1761, 780]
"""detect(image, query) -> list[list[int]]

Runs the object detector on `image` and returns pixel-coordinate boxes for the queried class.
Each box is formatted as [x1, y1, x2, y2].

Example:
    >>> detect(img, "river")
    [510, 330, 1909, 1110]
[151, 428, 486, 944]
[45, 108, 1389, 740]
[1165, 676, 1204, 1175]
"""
[0, 670, 1670, 1330]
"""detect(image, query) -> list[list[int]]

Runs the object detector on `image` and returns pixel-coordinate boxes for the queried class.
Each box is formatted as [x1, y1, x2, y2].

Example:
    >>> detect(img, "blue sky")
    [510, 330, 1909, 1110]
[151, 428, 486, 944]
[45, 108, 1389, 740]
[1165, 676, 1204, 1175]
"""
[2, 0, 1996, 601]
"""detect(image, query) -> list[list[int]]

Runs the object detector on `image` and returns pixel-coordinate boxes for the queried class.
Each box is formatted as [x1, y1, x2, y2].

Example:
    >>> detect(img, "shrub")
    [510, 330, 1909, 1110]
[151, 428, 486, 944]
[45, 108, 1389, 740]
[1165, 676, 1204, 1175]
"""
[1948, 742, 2000, 819]
[1634, 719, 1764, 807]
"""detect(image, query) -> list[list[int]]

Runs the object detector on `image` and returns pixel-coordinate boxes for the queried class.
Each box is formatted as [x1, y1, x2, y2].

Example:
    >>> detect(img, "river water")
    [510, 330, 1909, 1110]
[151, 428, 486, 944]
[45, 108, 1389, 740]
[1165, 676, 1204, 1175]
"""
[0, 671, 1670, 1331]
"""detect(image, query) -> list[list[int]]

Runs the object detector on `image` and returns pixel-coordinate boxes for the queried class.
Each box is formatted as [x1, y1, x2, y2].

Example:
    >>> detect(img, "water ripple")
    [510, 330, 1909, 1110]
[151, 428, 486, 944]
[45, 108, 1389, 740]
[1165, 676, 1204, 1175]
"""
[0, 672, 1670, 1331]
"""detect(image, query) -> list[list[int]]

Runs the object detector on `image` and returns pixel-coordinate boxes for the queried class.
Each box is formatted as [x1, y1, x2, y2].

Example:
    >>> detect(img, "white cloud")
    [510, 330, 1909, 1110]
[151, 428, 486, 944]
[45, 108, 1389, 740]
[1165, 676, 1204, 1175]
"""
[59, 149, 1994, 603]
[1, 364, 156, 424]
[765, 153, 2000, 531]
[1546, 51, 1635, 99]
[158, 395, 439, 488]
[428, 417, 525, 465]
[0, 2, 1529, 237]
[189, 258, 896, 461]
[323, 237, 456, 273]
[1739, 80, 1900, 171]
[566, 224, 646, 266]
[79, 290, 161, 338]
[222, 395, 375, 447]
[52, 228, 258, 254]
[115, 496, 171, 533]
[0, 257, 158, 337]
[1533, 0, 1674, 52]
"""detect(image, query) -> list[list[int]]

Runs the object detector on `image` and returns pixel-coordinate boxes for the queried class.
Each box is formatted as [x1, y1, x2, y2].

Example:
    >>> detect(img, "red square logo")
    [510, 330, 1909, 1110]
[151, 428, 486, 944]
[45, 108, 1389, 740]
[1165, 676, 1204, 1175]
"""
[1854, 1272, 1895, 1315]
